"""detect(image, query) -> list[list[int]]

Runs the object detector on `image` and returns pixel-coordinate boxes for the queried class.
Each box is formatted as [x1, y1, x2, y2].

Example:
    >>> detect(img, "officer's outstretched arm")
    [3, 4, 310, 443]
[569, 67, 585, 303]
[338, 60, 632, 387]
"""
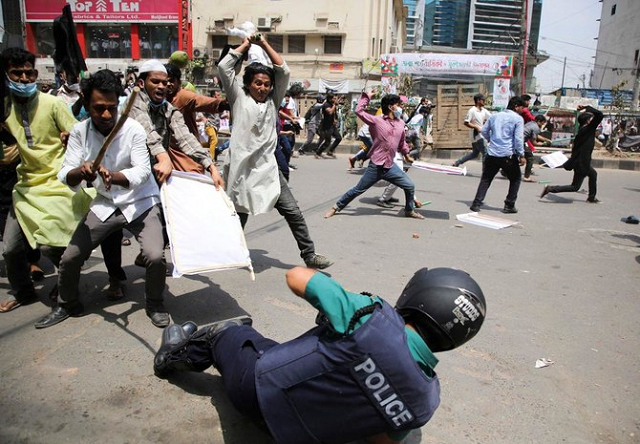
[286, 266, 317, 299]
[365, 432, 400, 444]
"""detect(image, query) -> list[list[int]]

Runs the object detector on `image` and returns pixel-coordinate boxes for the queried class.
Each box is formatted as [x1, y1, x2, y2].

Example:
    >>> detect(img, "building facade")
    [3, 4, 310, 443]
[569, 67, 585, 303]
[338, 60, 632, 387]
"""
[193, 0, 407, 94]
[403, 0, 425, 49]
[591, 0, 640, 92]
[423, 0, 470, 48]
[19, 0, 191, 80]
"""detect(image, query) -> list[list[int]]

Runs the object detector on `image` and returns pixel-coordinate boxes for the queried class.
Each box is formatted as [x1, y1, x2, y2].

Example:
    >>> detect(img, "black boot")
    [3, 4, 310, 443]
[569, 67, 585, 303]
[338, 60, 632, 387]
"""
[153, 316, 253, 378]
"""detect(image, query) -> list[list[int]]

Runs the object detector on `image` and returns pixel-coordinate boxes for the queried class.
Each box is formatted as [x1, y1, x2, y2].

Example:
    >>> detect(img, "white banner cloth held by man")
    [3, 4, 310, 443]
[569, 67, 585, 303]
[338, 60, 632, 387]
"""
[160, 171, 254, 279]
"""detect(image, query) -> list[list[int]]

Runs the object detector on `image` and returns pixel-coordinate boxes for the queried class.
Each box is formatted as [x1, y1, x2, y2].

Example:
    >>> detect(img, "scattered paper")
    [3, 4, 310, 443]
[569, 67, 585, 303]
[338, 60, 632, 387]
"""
[413, 161, 467, 176]
[456, 212, 518, 230]
[541, 151, 569, 169]
[535, 358, 554, 369]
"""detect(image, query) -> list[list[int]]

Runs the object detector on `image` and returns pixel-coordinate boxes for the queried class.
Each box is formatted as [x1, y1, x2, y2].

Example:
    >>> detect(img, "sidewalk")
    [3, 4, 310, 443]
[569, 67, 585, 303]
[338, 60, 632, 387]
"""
[299, 139, 640, 171]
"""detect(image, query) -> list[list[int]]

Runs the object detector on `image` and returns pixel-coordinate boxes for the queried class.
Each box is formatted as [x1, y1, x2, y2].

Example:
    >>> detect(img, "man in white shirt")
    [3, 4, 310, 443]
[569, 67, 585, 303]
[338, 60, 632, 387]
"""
[35, 69, 168, 329]
[453, 93, 492, 167]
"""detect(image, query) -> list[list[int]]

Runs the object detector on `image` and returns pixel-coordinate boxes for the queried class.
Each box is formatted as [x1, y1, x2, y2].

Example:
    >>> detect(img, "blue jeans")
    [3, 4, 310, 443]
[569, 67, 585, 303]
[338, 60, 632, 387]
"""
[336, 162, 416, 213]
[454, 139, 485, 166]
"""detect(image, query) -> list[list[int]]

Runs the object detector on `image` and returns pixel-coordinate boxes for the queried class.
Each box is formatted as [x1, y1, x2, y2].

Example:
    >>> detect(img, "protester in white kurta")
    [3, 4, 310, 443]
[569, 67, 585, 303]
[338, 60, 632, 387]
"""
[218, 40, 288, 215]
[217, 35, 333, 270]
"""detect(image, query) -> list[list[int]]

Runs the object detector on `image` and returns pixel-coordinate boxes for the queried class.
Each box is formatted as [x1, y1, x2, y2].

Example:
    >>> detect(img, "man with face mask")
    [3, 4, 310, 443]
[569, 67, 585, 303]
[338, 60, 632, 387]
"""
[53, 70, 87, 120]
[0, 48, 93, 313]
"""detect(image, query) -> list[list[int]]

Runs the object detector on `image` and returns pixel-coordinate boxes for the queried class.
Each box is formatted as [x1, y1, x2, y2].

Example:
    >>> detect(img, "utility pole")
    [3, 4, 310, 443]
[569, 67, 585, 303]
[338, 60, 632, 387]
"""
[560, 56, 567, 89]
[632, 58, 640, 111]
[520, 0, 530, 94]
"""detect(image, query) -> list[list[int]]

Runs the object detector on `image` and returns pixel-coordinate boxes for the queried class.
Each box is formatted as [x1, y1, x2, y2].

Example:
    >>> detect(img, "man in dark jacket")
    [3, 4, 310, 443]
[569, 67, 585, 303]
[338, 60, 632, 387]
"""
[540, 105, 603, 203]
[152, 266, 487, 444]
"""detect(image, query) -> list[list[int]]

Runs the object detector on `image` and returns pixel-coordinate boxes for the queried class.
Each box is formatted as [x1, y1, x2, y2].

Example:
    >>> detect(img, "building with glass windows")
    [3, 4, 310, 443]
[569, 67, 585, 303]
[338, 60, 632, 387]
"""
[21, 0, 189, 80]
[423, 0, 470, 48]
[403, 0, 425, 49]
[193, 0, 407, 94]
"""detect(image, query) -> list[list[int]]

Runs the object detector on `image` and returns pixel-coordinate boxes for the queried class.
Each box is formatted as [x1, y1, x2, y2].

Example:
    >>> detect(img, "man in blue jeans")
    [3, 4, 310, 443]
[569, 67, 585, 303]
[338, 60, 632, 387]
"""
[469, 96, 525, 214]
[324, 92, 424, 220]
[153, 266, 486, 444]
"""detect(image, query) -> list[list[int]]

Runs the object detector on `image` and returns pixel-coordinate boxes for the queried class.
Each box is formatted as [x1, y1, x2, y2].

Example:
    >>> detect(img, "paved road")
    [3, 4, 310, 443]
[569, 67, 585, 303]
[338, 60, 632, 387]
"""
[1, 155, 639, 444]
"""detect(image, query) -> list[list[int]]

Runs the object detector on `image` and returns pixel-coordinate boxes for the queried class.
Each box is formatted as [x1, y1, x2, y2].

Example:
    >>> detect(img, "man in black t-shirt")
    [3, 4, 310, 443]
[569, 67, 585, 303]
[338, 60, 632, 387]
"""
[315, 93, 342, 158]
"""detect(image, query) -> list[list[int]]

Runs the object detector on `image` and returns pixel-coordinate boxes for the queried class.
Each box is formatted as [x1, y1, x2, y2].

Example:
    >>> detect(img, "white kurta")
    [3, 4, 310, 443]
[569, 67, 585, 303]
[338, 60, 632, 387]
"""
[218, 50, 289, 215]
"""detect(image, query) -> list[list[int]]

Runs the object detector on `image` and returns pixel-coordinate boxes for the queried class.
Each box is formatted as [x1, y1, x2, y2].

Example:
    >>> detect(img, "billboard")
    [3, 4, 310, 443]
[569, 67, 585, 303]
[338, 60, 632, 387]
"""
[380, 53, 513, 78]
[24, 0, 178, 23]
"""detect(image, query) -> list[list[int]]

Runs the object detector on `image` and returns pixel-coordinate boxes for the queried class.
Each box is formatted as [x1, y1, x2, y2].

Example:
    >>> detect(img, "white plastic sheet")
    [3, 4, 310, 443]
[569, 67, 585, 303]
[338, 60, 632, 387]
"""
[160, 171, 254, 279]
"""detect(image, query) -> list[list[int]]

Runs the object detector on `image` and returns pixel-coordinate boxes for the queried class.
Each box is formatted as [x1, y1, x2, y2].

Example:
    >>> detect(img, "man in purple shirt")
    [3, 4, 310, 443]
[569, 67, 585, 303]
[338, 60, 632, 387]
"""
[324, 92, 424, 220]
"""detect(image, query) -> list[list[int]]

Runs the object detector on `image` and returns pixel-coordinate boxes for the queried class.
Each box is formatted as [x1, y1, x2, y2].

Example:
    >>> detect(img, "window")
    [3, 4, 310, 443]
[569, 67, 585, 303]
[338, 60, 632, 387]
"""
[139, 25, 178, 59]
[86, 24, 132, 59]
[32, 24, 55, 57]
[211, 35, 228, 49]
[611, 4, 616, 15]
[324, 35, 342, 55]
[288, 35, 306, 53]
[267, 34, 283, 52]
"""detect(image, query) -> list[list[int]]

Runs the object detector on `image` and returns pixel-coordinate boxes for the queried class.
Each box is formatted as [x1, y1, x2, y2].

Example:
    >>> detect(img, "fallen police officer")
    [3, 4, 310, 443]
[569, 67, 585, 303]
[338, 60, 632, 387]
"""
[153, 266, 486, 444]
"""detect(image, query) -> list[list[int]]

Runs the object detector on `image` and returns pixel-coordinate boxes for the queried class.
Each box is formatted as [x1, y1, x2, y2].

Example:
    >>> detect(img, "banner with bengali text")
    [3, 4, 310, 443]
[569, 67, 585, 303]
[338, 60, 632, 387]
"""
[380, 53, 513, 78]
[24, 0, 178, 22]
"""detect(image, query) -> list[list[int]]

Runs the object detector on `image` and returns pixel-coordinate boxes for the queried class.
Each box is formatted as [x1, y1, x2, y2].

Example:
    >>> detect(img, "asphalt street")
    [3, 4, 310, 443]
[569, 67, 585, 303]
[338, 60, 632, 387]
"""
[1, 153, 639, 444]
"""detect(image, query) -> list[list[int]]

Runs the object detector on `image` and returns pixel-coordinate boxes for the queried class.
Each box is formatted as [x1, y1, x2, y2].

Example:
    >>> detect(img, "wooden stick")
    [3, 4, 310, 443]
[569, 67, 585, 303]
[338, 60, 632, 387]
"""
[91, 87, 139, 173]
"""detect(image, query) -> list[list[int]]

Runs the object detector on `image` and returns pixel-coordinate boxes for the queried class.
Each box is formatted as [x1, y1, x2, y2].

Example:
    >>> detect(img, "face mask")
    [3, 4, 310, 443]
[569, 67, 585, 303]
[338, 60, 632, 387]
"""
[393, 107, 403, 119]
[149, 99, 167, 108]
[7, 78, 38, 98]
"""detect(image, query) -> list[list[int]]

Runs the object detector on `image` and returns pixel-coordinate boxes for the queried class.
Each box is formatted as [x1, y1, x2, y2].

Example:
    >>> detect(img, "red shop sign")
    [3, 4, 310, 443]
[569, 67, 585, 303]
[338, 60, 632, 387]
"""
[24, 0, 179, 23]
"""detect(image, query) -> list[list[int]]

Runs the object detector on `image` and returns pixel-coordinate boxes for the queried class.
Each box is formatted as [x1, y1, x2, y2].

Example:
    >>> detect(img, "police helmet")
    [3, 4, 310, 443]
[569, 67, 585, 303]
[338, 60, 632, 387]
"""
[396, 268, 486, 352]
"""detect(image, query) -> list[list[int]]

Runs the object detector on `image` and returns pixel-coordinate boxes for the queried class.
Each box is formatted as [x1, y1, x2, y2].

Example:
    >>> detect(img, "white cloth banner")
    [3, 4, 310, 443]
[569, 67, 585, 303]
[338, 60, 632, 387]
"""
[541, 151, 569, 169]
[319, 78, 349, 94]
[412, 161, 467, 176]
[160, 171, 254, 279]
[493, 78, 511, 109]
[380, 53, 514, 77]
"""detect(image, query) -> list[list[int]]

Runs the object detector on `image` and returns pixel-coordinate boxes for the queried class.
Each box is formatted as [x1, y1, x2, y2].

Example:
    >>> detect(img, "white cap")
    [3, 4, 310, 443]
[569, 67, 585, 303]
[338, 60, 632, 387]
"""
[139, 60, 167, 75]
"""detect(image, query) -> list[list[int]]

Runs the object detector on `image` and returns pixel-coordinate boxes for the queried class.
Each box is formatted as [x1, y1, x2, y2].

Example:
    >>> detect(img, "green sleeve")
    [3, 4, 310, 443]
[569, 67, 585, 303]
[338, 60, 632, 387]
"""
[55, 99, 78, 133]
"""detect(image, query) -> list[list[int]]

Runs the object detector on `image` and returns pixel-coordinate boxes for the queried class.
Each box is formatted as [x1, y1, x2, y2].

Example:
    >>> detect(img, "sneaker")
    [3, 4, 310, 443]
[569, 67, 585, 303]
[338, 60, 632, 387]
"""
[376, 200, 394, 209]
[586, 198, 601, 203]
[405, 211, 425, 220]
[304, 254, 334, 270]
[540, 185, 550, 199]
[502, 206, 518, 214]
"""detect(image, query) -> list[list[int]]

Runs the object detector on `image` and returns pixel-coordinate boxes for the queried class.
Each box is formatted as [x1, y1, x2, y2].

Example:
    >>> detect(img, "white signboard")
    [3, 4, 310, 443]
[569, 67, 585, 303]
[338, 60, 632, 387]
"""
[493, 78, 511, 109]
[380, 53, 513, 77]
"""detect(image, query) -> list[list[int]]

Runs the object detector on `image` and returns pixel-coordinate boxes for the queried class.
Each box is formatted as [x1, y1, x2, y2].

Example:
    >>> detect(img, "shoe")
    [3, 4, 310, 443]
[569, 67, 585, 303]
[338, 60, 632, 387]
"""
[523, 177, 535, 183]
[586, 198, 601, 204]
[203, 316, 253, 341]
[324, 207, 338, 219]
[386, 197, 400, 203]
[502, 206, 518, 214]
[121, 238, 132, 246]
[314, 153, 323, 159]
[470, 205, 480, 212]
[289, 164, 298, 170]
[30, 264, 45, 282]
[540, 186, 550, 199]
[134, 252, 144, 267]
[154, 324, 189, 378]
[376, 200, 394, 209]
[146, 309, 171, 328]
[35, 304, 84, 329]
[0, 293, 38, 313]
[304, 254, 334, 270]
[292, 150, 299, 158]
[348, 157, 356, 169]
[452, 162, 459, 167]
[405, 211, 425, 220]
[106, 279, 125, 301]
[327, 153, 337, 159]
[181, 321, 198, 337]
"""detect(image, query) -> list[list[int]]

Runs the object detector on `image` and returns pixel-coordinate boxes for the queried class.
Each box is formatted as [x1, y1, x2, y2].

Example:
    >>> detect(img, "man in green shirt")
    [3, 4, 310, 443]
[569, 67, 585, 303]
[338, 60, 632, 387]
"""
[154, 266, 486, 443]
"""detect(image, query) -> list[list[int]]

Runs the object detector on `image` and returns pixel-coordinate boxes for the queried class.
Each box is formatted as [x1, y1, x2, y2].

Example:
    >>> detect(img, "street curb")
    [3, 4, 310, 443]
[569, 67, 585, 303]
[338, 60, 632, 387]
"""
[297, 141, 640, 172]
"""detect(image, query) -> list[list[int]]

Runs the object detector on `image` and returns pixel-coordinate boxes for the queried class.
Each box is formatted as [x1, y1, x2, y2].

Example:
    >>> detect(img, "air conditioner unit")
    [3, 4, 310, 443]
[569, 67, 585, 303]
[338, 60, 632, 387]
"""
[192, 47, 208, 58]
[211, 49, 222, 60]
[257, 17, 272, 30]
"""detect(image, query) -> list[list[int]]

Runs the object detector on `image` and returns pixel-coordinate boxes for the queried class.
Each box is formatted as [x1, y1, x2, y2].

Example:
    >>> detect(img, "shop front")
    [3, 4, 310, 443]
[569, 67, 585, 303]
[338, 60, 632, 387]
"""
[23, 0, 190, 80]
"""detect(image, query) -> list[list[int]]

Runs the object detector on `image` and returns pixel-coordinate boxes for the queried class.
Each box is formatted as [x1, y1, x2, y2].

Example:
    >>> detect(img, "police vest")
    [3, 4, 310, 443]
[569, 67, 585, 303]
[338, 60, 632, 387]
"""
[255, 300, 441, 444]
